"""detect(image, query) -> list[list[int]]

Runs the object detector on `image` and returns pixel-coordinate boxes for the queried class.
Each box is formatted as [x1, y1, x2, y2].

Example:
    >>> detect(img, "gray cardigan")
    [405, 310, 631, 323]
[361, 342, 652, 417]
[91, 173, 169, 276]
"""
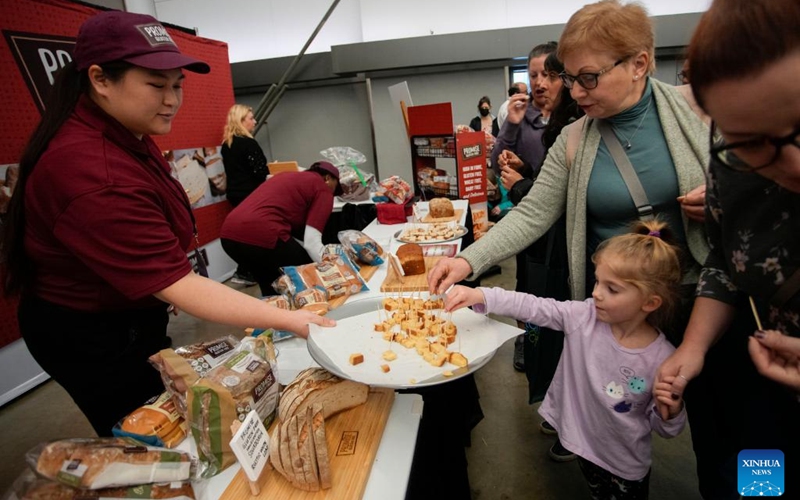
[460, 78, 711, 299]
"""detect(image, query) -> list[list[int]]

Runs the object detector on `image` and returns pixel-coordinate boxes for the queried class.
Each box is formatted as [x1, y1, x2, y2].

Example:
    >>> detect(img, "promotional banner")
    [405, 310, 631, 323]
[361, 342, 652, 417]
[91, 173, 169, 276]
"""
[455, 131, 488, 239]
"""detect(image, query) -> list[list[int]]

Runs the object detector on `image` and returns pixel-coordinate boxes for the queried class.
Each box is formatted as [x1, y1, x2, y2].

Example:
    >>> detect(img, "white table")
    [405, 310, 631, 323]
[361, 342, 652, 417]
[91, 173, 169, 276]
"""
[194, 394, 423, 500]
[199, 199, 469, 500]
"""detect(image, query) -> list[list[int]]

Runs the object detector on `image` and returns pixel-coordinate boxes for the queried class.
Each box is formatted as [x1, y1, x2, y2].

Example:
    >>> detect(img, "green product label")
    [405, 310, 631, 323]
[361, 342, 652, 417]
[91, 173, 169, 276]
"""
[224, 351, 248, 369]
[159, 450, 183, 463]
[56, 470, 81, 488]
[124, 484, 153, 499]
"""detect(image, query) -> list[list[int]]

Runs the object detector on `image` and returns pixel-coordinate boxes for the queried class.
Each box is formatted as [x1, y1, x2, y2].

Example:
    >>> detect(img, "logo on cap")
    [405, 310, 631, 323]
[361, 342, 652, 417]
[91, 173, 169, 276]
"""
[136, 24, 175, 47]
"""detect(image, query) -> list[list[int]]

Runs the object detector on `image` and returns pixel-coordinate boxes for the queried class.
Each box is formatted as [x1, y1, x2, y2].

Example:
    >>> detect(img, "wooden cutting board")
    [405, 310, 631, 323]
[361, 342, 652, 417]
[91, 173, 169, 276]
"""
[221, 387, 395, 500]
[380, 257, 441, 292]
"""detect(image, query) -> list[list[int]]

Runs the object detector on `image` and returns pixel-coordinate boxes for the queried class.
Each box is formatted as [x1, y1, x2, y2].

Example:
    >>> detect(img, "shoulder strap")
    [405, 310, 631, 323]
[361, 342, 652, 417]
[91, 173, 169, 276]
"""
[772, 268, 800, 308]
[675, 84, 710, 126]
[597, 120, 654, 221]
[565, 115, 587, 170]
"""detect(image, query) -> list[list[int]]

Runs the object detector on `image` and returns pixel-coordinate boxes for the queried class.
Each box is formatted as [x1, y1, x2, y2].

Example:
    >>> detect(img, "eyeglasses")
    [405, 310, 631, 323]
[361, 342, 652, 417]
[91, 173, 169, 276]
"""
[710, 121, 800, 172]
[559, 58, 626, 90]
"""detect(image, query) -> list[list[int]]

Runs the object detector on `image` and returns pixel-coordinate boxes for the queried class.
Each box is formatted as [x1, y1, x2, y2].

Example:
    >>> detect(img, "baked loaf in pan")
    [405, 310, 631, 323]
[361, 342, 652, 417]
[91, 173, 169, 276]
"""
[396, 243, 425, 276]
[428, 197, 454, 218]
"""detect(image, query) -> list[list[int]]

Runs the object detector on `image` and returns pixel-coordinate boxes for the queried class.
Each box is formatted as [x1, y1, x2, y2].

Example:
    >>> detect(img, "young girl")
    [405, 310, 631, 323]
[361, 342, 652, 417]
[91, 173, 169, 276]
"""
[445, 220, 686, 499]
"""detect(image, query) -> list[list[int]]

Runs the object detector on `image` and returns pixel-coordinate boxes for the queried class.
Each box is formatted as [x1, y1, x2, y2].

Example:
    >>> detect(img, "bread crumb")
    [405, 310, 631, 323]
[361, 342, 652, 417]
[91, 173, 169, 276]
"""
[408, 378, 417, 385]
[382, 350, 397, 361]
[442, 370, 454, 377]
[349, 353, 364, 365]
[380, 364, 391, 373]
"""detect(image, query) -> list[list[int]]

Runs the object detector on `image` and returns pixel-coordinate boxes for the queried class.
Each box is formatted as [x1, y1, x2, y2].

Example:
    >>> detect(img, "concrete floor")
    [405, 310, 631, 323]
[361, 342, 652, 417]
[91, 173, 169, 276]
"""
[0, 256, 701, 499]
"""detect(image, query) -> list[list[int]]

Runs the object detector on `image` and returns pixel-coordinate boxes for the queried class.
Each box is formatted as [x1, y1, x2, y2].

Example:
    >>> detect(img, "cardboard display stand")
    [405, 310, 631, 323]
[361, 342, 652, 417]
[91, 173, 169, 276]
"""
[406, 102, 488, 238]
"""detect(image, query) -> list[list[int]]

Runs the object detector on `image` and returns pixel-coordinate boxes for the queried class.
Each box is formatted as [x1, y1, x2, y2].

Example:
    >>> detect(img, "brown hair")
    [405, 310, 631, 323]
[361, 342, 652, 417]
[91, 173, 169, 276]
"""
[591, 219, 682, 330]
[222, 104, 254, 147]
[558, 0, 655, 75]
[688, 0, 800, 109]
[528, 41, 558, 64]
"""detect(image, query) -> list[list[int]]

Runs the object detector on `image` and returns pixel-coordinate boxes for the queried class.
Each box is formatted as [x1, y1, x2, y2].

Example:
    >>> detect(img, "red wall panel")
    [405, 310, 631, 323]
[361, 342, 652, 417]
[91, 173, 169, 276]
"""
[0, 0, 235, 347]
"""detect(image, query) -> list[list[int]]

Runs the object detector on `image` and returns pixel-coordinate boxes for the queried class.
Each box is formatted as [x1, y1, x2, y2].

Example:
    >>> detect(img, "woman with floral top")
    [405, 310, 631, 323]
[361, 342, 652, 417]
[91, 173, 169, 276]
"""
[656, 0, 800, 497]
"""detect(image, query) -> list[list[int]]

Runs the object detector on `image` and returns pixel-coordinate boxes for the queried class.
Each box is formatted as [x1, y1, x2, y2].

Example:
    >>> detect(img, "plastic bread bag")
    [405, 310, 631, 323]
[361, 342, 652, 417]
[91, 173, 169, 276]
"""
[337, 230, 384, 266]
[376, 175, 412, 205]
[280, 253, 368, 303]
[319, 147, 377, 201]
[3, 469, 196, 500]
[25, 438, 193, 490]
[322, 243, 359, 270]
[111, 392, 188, 449]
[148, 336, 240, 419]
[186, 336, 279, 478]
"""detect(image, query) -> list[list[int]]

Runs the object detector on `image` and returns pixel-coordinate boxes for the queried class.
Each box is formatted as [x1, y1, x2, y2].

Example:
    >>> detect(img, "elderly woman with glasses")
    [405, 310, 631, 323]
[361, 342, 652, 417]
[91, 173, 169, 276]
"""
[656, 0, 800, 497]
[431, 0, 708, 309]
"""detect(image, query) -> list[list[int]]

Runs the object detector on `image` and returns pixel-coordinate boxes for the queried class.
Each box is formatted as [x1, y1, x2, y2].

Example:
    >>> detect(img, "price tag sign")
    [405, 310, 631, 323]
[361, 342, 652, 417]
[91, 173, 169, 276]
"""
[229, 410, 270, 482]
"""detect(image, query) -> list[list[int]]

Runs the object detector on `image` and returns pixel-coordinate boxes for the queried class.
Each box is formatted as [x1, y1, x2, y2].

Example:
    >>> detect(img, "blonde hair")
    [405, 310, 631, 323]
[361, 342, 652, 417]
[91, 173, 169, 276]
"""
[222, 104, 254, 147]
[591, 219, 682, 330]
[558, 0, 656, 75]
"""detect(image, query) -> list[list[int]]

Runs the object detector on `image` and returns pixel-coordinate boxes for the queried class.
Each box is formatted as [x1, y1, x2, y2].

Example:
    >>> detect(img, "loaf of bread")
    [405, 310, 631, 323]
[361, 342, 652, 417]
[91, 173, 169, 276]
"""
[429, 197, 454, 218]
[114, 392, 187, 448]
[16, 479, 195, 500]
[270, 403, 331, 491]
[33, 439, 192, 490]
[396, 243, 425, 276]
[278, 368, 368, 423]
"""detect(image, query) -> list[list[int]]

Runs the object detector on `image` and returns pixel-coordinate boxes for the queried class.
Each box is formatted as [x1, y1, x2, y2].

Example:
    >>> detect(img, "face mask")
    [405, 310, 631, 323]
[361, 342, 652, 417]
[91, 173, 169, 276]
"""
[479, 108, 490, 117]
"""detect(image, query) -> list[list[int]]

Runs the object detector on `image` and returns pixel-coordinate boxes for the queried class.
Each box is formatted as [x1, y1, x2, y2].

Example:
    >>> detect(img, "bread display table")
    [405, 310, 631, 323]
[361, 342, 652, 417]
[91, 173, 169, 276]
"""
[198, 200, 468, 500]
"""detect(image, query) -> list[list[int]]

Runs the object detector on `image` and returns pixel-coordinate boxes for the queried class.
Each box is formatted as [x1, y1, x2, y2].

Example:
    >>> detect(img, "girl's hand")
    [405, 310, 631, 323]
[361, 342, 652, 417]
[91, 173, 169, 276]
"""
[444, 285, 485, 312]
[285, 310, 336, 338]
[500, 164, 523, 191]
[655, 345, 705, 420]
[654, 376, 684, 419]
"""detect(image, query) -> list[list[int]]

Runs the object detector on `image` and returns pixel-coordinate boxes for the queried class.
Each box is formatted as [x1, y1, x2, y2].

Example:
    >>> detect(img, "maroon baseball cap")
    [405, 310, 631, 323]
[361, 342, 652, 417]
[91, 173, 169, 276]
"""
[309, 161, 343, 196]
[74, 11, 210, 74]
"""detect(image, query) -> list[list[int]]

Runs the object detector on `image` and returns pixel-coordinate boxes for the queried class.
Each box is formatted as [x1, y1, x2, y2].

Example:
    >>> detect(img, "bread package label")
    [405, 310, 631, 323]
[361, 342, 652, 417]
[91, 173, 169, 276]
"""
[282, 254, 368, 302]
[187, 339, 279, 478]
[29, 438, 192, 490]
[149, 336, 240, 419]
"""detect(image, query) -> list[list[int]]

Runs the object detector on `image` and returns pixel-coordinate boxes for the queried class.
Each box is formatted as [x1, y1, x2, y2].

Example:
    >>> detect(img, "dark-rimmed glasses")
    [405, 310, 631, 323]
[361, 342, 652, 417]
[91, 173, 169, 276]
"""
[559, 58, 626, 90]
[710, 121, 800, 171]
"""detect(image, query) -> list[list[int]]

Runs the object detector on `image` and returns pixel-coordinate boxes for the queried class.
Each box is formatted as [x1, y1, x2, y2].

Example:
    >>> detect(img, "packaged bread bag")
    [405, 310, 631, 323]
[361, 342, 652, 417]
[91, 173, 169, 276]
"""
[4, 469, 196, 500]
[112, 392, 188, 448]
[25, 438, 193, 490]
[186, 335, 279, 478]
[148, 336, 240, 419]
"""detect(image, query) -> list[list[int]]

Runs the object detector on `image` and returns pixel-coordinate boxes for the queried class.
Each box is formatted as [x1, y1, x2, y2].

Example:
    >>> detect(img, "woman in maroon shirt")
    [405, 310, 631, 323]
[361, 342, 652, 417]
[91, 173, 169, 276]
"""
[221, 161, 342, 296]
[0, 11, 332, 436]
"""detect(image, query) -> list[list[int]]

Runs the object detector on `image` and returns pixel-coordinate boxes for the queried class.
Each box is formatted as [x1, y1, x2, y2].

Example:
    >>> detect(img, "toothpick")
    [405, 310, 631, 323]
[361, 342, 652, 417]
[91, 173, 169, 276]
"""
[749, 296, 764, 331]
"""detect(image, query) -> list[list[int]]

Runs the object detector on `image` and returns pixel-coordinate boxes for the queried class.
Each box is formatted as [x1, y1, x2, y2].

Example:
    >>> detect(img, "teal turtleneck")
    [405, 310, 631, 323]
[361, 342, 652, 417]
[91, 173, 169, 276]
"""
[586, 78, 688, 270]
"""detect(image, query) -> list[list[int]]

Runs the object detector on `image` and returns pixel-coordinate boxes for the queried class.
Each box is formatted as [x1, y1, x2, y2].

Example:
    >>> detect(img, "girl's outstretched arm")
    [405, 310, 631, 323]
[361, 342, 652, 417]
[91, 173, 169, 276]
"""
[444, 285, 485, 312]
